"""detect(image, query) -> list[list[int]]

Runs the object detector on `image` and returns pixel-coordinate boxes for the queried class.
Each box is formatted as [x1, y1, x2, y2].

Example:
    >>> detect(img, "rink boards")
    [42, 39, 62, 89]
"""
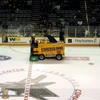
[0, 37, 100, 46]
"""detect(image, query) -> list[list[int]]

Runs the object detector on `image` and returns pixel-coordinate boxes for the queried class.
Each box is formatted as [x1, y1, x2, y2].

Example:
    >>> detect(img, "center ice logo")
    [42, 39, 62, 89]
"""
[0, 55, 11, 61]
[0, 75, 58, 100]
[0, 69, 81, 100]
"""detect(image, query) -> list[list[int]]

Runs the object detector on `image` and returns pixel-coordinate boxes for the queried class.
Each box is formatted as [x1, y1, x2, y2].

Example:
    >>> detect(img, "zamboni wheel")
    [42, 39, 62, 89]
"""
[56, 54, 62, 60]
[38, 54, 45, 60]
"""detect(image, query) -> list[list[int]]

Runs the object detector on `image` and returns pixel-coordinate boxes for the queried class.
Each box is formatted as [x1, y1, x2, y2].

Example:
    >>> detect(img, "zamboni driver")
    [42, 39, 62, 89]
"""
[30, 34, 35, 56]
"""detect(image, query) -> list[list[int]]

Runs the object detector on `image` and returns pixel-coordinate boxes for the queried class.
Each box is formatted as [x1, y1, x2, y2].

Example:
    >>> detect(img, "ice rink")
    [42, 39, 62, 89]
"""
[0, 46, 100, 100]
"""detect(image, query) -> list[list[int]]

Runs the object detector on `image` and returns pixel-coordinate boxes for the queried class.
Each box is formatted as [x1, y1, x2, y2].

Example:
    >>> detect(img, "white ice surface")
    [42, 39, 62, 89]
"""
[0, 46, 100, 100]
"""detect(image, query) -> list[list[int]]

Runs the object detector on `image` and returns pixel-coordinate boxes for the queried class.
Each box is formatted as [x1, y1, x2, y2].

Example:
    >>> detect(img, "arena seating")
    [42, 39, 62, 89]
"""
[0, 0, 100, 37]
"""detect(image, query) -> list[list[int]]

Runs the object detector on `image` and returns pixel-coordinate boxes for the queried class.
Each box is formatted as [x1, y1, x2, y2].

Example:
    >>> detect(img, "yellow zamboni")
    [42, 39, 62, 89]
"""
[30, 35, 65, 60]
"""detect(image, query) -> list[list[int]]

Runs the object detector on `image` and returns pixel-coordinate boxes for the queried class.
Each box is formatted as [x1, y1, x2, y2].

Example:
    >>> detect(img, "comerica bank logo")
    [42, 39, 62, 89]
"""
[0, 55, 11, 61]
